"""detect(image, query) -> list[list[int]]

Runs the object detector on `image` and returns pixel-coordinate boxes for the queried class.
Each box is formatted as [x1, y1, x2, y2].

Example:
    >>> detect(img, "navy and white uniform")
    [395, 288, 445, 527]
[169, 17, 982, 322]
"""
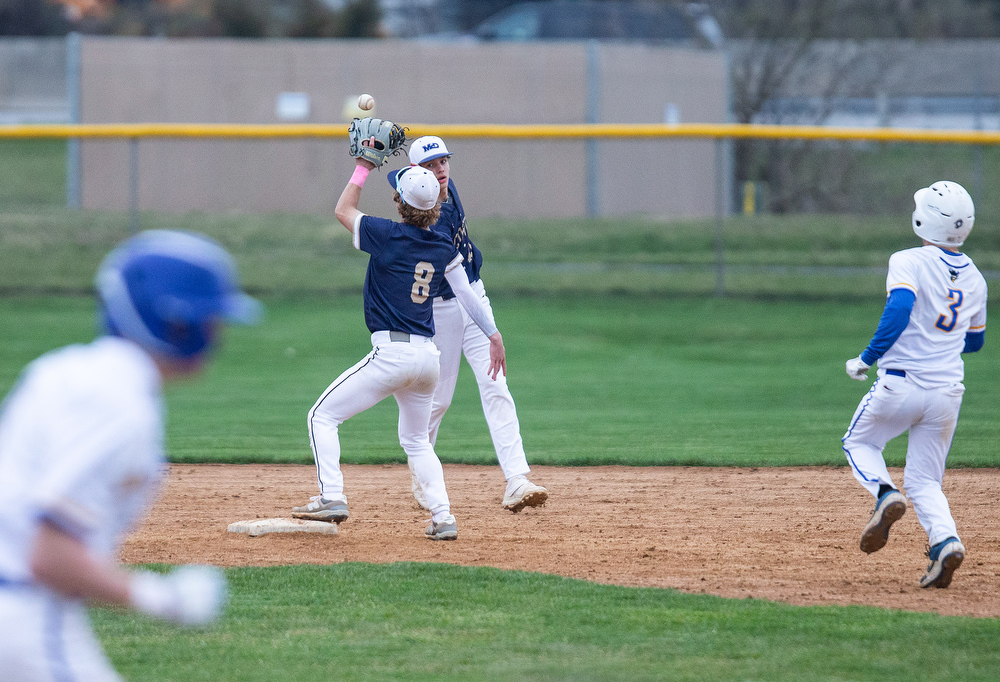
[426, 180, 531, 480]
[842, 245, 987, 545]
[308, 213, 496, 517]
[0, 337, 165, 682]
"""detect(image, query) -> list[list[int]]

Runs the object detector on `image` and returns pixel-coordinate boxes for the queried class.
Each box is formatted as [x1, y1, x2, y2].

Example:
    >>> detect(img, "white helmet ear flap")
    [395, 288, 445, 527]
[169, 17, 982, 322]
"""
[911, 181, 974, 248]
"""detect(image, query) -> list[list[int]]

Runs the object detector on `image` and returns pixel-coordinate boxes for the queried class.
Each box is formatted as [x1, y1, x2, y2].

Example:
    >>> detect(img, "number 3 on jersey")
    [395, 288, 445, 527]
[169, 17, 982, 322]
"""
[935, 288, 964, 332]
[411, 261, 435, 304]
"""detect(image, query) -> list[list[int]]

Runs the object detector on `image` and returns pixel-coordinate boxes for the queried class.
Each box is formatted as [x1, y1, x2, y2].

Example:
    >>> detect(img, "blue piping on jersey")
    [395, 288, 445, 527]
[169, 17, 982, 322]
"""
[860, 289, 915, 366]
[934, 245, 962, 255]
[841, 379, 880, 483]
[935, 245, 969, 269]
[0, 575, 29, 587]
[964, 330, 985, 353]
[37, 510, 89, 543]
[307, 348, 379, 492]
[45, 598, 73, 682]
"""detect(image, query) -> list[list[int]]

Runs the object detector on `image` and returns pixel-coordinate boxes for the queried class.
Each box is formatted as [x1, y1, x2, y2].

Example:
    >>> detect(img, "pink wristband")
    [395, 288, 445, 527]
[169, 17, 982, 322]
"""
[349, 165, 370, 188]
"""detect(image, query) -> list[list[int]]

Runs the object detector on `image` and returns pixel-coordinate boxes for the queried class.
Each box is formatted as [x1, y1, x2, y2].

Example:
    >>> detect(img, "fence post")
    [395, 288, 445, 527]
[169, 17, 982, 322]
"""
[586, 40, 600, 218]
[66, 32, 81, 209]
[714, 138, 725, 298]
[128, 138, 139, 233]
[973, 71, 984, 207]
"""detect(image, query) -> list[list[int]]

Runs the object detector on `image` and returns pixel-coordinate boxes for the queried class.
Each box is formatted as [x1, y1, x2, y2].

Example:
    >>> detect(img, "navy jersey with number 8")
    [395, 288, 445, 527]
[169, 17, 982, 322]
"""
[354, 215, 463, 337]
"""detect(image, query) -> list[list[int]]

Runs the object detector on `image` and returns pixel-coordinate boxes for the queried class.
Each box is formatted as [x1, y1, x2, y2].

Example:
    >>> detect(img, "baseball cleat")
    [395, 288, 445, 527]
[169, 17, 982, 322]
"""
[291, 495, 349, 523]
[425, 515, 458, 540]
[502, 477, 548, 513]
[859, 489, 907, 554]
[919, 537, 965, 589]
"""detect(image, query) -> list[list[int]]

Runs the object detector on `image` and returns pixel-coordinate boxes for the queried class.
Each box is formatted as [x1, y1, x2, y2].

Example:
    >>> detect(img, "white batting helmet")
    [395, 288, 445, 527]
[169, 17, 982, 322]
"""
[912, 181, 975, 248]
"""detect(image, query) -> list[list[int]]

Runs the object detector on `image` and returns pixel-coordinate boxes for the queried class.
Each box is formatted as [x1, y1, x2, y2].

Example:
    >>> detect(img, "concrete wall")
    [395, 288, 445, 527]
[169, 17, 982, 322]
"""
[79, 37, 727, 219]
[0, 38, 67, 123]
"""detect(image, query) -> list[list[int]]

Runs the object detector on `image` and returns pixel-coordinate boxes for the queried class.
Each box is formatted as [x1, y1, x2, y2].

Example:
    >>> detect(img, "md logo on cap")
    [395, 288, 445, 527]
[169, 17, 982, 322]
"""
[409, 135, 451, 165]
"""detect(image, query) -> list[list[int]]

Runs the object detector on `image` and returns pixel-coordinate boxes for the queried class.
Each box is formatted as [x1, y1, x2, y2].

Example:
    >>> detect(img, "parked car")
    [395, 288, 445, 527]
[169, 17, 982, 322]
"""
[472, 1, 722, 47]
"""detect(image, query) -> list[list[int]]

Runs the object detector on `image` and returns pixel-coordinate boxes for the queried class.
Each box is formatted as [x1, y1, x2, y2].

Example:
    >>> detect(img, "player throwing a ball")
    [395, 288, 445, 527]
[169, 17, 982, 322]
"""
[842, 181, 986, 588]
[292, 121, 506, 540]
[394, 136, 548, 513]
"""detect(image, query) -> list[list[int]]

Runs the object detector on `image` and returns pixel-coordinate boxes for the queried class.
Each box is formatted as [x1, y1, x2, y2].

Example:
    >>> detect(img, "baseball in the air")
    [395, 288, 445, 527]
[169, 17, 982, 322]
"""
[358, 94, 374, 111]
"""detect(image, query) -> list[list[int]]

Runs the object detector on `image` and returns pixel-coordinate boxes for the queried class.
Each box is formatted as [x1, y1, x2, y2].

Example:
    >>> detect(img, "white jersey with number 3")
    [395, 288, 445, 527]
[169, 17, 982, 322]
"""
[878, 245, 987, 388]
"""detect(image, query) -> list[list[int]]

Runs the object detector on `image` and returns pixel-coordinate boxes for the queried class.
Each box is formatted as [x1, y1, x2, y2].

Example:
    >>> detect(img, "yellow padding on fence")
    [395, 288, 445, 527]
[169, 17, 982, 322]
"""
[2, 122, 1000, 144]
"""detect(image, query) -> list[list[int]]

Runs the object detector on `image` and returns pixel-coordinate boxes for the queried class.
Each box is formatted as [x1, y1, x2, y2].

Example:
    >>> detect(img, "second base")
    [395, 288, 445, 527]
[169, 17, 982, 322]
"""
[227, 517, 339, 537]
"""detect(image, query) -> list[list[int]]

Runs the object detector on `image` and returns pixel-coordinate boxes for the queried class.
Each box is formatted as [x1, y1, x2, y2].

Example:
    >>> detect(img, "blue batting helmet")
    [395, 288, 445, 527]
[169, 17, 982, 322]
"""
[95, 230, 262, 359]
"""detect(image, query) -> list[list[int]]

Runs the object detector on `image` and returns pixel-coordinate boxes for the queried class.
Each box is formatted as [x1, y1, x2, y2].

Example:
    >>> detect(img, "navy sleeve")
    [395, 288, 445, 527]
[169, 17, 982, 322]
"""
[963, 330, 985, 353]
[358, 215, 393, 257]
[860, 288, 915, 366]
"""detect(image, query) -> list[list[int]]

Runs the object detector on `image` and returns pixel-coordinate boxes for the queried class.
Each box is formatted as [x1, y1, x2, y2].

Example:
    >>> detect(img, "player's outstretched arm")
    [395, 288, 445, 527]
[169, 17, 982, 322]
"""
[335, 142, 377, 233]
[335, 157, 376, 233]
[31, 520, 226, 627]
[845, 288, 916, 380]
[30, 520, 132, 606]
[444, 265, 506, 379]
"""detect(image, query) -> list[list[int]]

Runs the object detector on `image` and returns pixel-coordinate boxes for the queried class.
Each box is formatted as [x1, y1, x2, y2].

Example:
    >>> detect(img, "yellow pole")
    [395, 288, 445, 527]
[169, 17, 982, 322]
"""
[743, 182, 756, 215]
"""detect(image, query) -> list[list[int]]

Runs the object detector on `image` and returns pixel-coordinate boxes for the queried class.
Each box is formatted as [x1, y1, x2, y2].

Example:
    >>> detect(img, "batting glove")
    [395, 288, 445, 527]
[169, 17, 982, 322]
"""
[845, 356, 871, 381]
[131, 565, 227, 627]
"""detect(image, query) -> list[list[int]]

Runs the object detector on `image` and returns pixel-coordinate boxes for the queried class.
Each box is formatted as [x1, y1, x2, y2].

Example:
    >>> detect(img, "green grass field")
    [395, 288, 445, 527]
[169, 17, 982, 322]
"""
[88, 563, 1000, 682]
[4, 295, 998, 469]
[3, 138, 1000, 680]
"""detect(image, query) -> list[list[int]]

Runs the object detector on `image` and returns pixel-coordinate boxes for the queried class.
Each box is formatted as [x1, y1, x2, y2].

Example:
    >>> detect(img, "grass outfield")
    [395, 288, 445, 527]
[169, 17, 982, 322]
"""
[87, 563, 1000, 682]
[2, 295, 998, 468]
[4, 204, 1000, 298]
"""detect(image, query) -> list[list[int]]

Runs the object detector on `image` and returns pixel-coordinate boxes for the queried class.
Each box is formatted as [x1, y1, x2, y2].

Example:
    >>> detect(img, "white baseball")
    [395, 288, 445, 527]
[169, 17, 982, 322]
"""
[358, 94, 374, 111]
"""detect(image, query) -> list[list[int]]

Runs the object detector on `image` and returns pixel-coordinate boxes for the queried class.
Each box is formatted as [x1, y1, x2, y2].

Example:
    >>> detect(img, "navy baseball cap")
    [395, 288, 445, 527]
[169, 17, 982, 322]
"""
[408, 135, 451, 165]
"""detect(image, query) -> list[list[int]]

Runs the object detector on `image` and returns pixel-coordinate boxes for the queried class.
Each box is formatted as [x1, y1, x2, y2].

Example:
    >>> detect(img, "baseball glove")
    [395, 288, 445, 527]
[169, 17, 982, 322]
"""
[348, 116, 407, 168]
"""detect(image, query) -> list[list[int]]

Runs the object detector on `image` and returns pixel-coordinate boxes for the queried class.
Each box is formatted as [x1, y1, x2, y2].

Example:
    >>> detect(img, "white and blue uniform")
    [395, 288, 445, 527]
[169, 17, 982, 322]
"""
[843, 245, 987, 545]
[0, 337, 165, 682]
[427, 180, 532, 480]
[308, 213, 495, 517]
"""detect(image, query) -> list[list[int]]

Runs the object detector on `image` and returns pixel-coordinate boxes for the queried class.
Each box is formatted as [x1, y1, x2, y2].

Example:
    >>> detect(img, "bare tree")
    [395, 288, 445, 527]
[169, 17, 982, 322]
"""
[711, 0, 998, 213]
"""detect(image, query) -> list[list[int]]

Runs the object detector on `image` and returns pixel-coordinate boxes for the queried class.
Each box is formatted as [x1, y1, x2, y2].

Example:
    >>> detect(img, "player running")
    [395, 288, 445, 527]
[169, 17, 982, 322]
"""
[0, 230, 259, 680]
[392, 136, 548, 513]
[292, 140, 506, 541]
[842, 181, 986, 588]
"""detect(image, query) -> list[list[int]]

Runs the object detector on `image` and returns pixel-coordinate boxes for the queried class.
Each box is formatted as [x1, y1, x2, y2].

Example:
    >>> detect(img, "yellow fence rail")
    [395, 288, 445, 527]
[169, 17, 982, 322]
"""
[9, 121, 989, 297]
[2, 122, 1000, 144]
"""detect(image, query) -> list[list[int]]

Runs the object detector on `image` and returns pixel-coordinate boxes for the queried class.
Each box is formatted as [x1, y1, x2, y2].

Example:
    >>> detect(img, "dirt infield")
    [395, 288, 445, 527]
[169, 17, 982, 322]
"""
[121, 464, 1000, 618]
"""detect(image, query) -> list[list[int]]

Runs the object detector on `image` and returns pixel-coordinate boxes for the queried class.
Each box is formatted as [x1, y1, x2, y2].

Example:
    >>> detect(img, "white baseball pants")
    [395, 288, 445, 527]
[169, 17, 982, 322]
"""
[842, 372, 965, 545]
[308, 332, 452, 516]
[0, 586, 122, 682]
[429, 279, 531, 480]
